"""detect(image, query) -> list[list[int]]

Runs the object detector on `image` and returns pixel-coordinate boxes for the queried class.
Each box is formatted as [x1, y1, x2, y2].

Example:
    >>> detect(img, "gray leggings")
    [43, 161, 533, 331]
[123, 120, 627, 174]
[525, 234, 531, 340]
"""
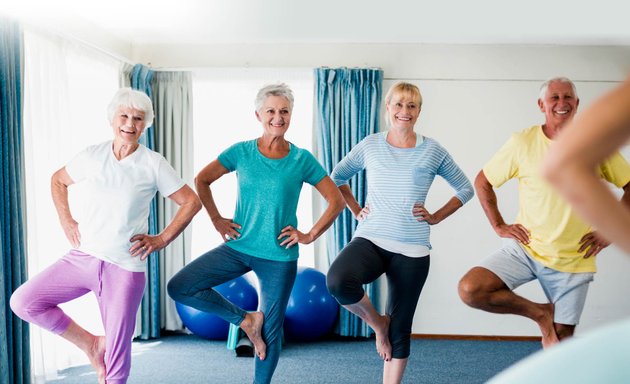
[326, 237, 430, 359]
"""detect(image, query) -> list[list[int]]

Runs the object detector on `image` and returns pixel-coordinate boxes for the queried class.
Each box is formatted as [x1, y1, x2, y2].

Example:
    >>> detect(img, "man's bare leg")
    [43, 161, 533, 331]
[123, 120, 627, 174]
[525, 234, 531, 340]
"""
[458, 267, 559, 348]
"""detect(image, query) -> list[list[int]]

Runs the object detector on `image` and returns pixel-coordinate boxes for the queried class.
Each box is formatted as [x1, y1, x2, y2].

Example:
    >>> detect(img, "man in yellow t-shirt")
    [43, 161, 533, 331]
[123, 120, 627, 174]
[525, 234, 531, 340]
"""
[458, 77, 630, 349]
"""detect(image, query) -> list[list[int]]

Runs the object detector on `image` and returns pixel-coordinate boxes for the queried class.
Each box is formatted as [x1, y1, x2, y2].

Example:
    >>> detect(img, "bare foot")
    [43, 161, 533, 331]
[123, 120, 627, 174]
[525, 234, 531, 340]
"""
[88, 335, 106, 384]
[374, 314, 392, 361]
[240, 312, 266, 360]
[537, 303, 559, 349]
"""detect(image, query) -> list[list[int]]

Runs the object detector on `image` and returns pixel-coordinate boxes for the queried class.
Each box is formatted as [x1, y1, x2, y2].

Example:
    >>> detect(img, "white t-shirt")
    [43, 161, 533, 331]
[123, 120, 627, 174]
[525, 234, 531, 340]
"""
[65, 141, 185, 272]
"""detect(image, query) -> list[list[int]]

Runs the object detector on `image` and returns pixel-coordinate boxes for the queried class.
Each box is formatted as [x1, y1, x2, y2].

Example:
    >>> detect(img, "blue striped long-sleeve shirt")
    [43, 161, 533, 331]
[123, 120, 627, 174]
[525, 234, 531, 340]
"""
[331, 133, 474, 249]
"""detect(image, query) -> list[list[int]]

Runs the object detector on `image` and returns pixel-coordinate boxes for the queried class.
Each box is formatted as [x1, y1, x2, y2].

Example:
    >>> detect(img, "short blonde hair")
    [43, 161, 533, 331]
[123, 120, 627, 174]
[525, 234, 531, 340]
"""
[385, 82, 423, 107]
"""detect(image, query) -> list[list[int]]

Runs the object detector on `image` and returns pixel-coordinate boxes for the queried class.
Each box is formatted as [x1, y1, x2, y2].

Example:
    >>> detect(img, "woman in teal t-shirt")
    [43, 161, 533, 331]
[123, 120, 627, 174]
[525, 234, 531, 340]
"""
[168, 83, 344, 384]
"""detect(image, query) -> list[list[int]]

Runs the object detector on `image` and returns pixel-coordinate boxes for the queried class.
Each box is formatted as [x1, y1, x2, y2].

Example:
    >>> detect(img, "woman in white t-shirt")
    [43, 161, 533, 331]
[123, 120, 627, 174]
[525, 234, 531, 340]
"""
[10, 88, 201, 384]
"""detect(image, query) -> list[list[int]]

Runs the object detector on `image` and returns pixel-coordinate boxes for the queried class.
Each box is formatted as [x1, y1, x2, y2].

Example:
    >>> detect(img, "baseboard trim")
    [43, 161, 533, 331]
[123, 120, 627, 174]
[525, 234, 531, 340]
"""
[411, 333, 541, 342]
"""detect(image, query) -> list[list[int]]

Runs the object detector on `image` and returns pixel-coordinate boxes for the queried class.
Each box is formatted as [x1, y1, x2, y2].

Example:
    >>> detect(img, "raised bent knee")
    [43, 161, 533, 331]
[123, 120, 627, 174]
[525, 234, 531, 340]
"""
[166, 277, 186, 303]
[10, 286, 32, 321]
[325, 273, 344, 301]
[326, 273, 362, 306]
[457, 274, 485, 308]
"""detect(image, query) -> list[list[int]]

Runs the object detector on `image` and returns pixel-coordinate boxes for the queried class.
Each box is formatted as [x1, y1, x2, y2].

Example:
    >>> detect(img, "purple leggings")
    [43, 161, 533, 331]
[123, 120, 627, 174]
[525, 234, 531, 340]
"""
[10, 250, 145, 384]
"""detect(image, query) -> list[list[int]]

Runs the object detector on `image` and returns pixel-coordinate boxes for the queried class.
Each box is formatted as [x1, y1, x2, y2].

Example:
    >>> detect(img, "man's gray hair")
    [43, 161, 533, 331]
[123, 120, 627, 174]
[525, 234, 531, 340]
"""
[539, 77, 578, 100]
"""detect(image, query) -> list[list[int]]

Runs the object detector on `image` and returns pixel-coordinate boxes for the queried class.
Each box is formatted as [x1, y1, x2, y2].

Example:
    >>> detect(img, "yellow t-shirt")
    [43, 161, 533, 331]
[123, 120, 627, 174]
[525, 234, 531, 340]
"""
[484, 125, 630, 273]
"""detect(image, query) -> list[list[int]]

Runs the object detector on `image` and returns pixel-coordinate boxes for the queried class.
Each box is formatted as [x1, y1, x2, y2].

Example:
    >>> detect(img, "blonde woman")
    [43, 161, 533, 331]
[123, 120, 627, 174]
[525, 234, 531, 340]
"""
[326, 82, 473, 384]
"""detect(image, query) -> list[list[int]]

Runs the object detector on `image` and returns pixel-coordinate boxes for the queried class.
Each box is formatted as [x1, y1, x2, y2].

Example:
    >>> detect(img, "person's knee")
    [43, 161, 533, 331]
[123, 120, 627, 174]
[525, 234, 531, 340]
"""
[457, 269, 488, 307]
[325, 270, 344, 298]
[9, 286, 32, 320]
[457, 274, 479, 305]
[166, 275, 186, 302]
[326, 272, 361, 305]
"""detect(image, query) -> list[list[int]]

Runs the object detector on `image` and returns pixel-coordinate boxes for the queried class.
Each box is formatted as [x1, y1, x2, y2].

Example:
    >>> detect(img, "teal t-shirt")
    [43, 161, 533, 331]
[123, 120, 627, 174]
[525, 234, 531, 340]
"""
[218, 139, 327, 261]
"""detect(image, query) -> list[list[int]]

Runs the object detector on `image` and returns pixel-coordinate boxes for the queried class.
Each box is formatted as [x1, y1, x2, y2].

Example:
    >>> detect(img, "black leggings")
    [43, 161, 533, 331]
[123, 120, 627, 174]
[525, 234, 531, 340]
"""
[326, 237, 430, 359]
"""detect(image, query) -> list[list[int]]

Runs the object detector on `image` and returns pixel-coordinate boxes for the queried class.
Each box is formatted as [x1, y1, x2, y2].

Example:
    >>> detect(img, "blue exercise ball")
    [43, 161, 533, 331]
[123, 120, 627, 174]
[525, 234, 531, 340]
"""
[284, 267, 339, 341]
[175, 275, 258, 340]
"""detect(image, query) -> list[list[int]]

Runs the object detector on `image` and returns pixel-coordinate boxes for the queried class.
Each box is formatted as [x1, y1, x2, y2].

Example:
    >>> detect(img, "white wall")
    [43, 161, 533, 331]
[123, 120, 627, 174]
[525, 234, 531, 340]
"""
[135, 43, 630, 337]
[131, 43, 629, 80]
[401, 78, 630, 337]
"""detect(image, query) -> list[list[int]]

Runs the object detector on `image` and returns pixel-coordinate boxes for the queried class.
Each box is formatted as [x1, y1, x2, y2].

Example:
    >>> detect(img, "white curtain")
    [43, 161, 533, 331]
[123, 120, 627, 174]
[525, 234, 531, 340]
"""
[23, 29, 121, 382]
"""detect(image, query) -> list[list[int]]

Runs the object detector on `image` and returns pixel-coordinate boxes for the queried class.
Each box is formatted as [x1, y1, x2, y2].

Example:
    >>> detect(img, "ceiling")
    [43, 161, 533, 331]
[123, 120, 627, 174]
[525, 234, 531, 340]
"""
[4, 0, 630, 47]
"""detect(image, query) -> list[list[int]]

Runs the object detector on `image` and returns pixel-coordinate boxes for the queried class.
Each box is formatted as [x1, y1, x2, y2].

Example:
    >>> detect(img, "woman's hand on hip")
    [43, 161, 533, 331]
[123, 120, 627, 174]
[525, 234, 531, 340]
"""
[356, 205, 370, 221]
[212, 216, 242, 242]
[413, 203, 439, 225]
[129, 234, 167, 261]
[61, 217, 81, 248]
[278, 225, 313, 249]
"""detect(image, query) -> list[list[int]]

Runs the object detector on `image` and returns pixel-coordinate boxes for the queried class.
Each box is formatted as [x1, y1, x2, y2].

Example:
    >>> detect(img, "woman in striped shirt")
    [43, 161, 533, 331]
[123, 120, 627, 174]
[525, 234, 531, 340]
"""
[326, 82, 474, 384]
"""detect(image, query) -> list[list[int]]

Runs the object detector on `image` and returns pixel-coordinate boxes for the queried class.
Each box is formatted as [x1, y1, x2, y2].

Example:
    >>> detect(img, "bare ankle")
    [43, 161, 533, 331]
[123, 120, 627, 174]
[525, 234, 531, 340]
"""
[534, 303, 554, 323]
[87, 336, 106, 383]
[535, 303, 559, 348]
[374, 314, 392, 361]
[240, 312, 259, 329]
[240, 312, 266, 360]
[375, 314, 390, 334]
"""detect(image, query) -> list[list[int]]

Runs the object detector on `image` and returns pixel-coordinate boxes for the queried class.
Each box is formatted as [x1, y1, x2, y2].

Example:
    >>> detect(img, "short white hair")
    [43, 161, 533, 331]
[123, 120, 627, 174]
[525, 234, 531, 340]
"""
[539, 77, 578, 100]
[255, 83, 294, 112]
[107, 88, 154, 128]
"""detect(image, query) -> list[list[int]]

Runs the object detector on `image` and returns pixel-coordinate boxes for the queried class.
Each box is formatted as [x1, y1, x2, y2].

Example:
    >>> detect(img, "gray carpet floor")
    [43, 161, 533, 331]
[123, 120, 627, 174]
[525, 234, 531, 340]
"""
[46, 334, 541, 383]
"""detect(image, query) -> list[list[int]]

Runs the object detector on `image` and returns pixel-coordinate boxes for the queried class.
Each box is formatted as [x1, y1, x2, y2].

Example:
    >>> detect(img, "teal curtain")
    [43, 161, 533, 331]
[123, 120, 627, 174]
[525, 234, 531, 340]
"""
[131, 64, 160, 339]
[314, 67, 383, 337]
[0, 17, 30, 384]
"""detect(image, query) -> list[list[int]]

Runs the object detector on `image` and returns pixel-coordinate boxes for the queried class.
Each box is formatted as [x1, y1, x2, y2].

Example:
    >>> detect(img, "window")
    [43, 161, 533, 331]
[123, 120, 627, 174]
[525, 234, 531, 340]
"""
[23, 29, 120, 379]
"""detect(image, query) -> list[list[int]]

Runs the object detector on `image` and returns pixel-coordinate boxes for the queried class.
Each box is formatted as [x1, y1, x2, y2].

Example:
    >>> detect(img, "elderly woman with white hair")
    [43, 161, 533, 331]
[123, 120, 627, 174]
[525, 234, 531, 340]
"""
[10, 88, 202, 384]
[168, 83, 344, 384]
